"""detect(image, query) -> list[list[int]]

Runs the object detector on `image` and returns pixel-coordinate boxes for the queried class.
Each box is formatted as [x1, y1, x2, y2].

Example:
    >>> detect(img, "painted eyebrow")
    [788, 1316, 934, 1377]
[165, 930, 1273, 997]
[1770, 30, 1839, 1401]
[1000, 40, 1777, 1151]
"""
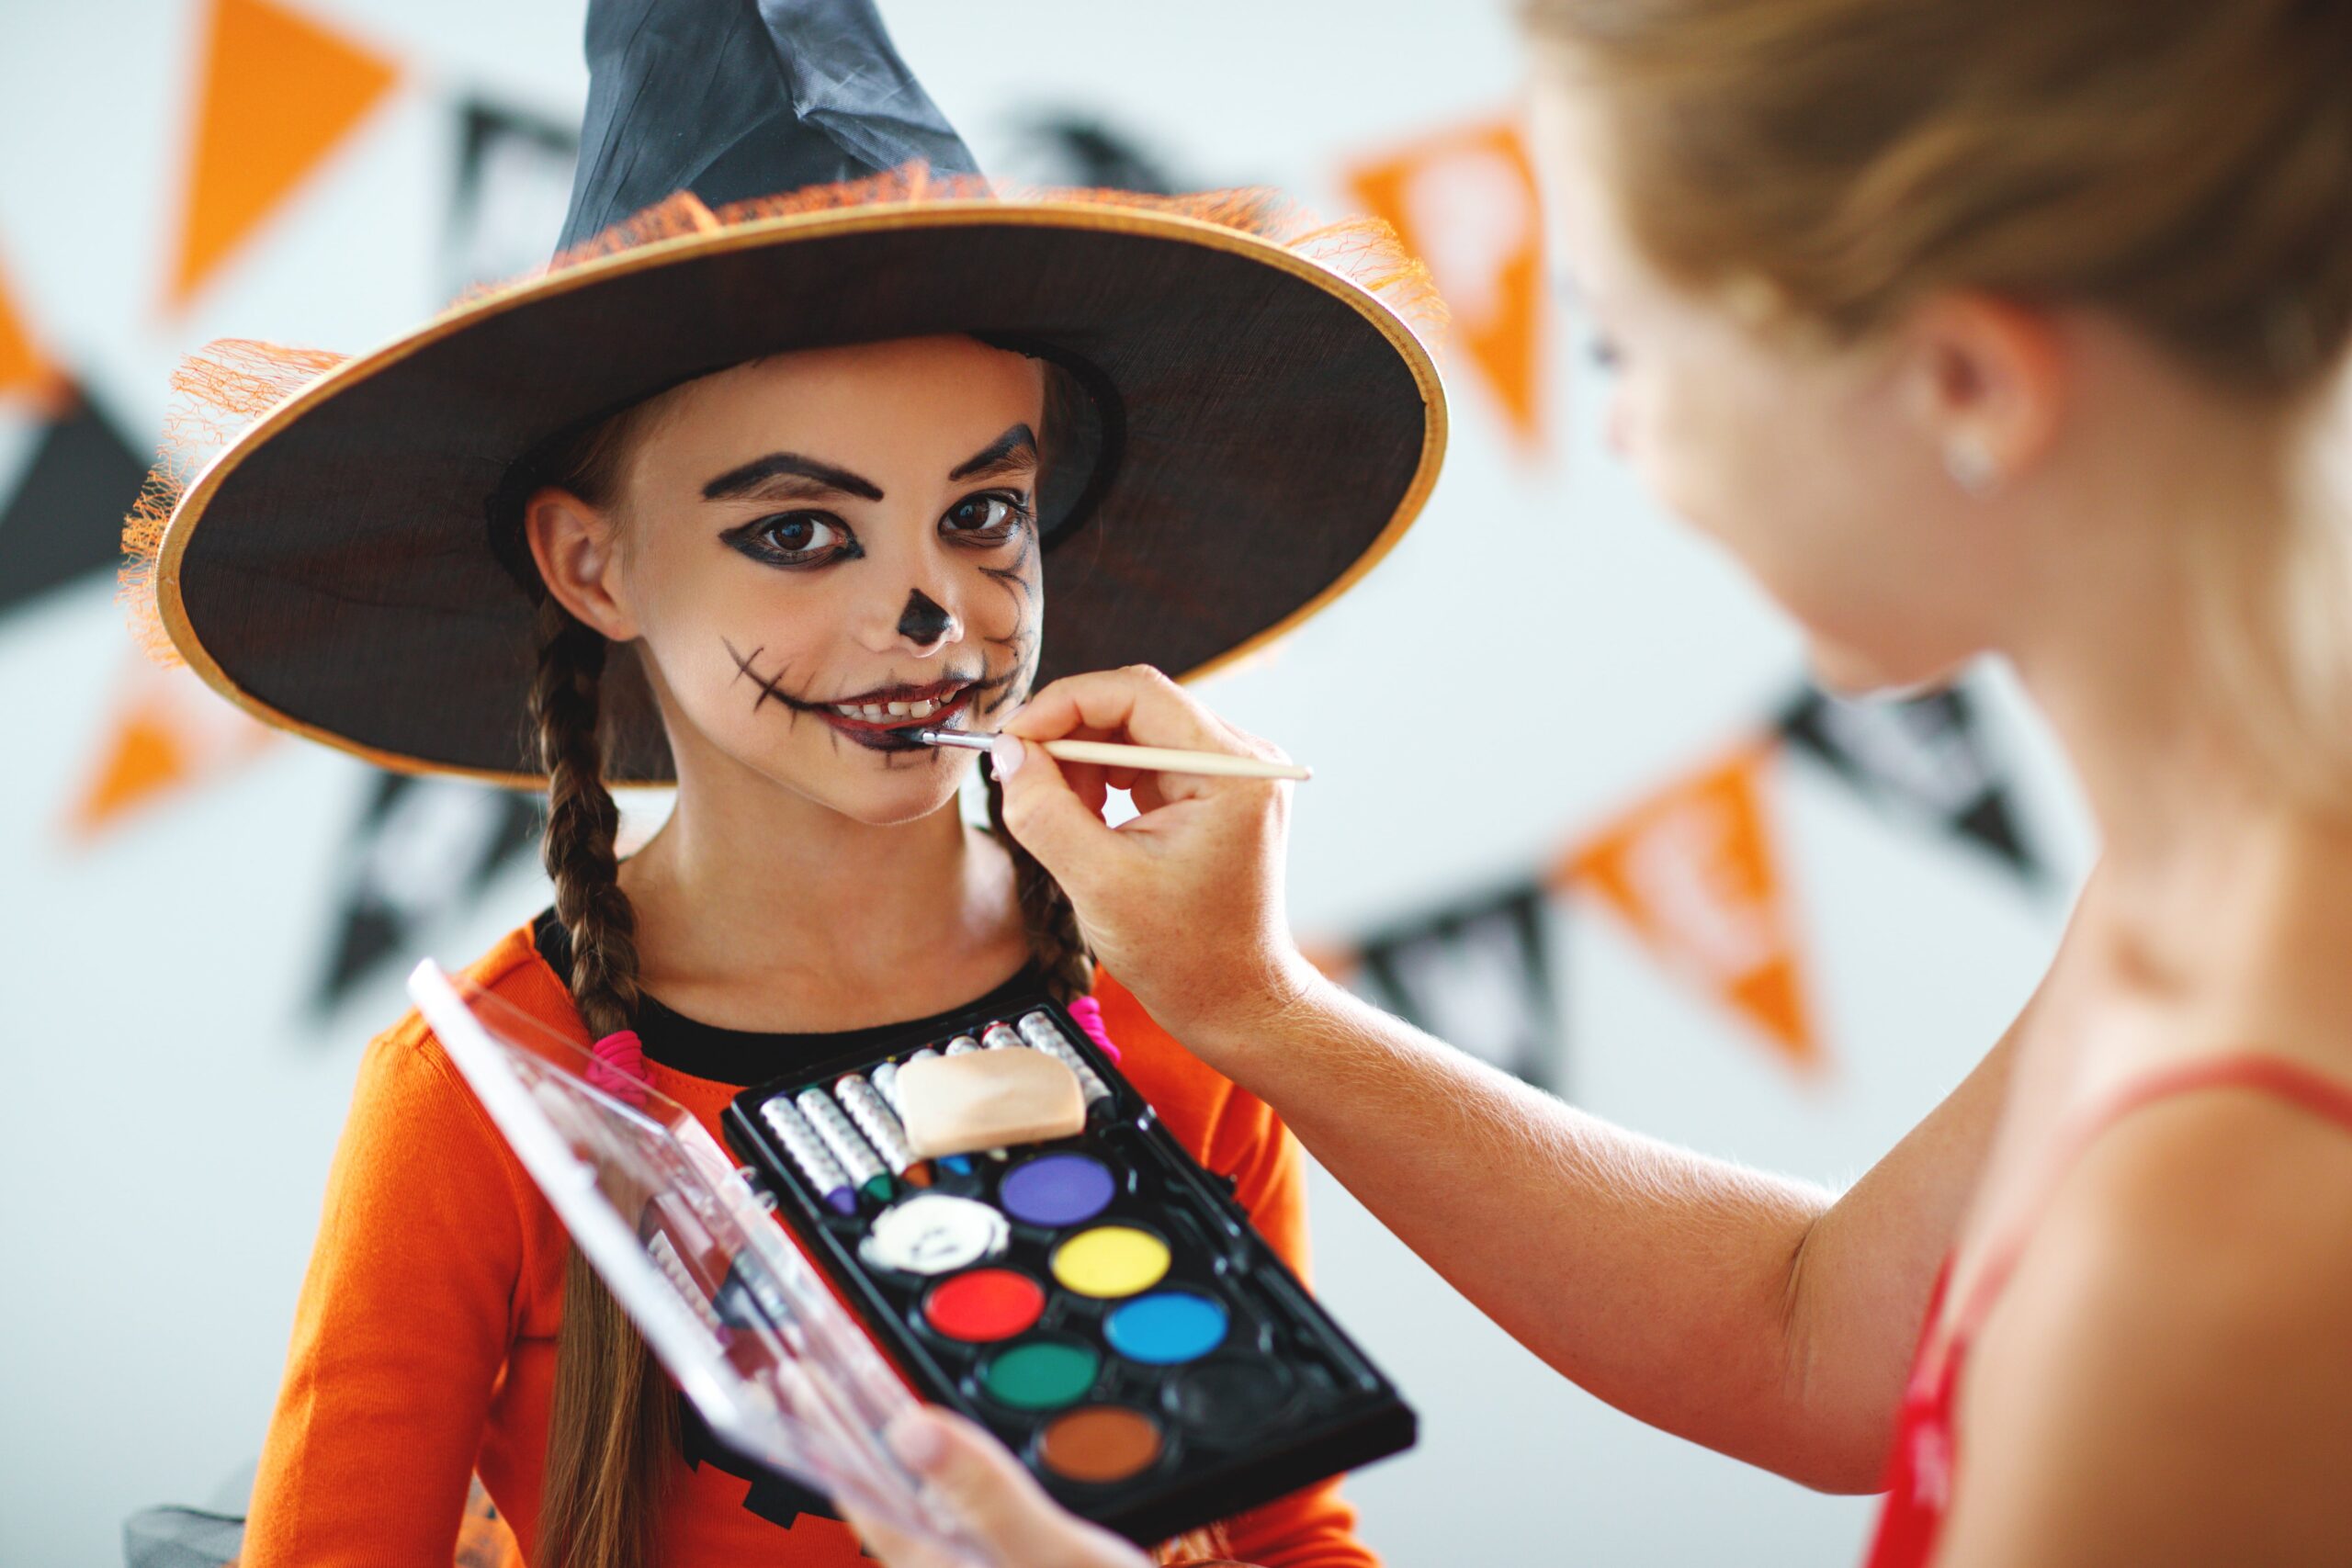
[701, 452, 885, 502]
[947, 423, 1039, 483]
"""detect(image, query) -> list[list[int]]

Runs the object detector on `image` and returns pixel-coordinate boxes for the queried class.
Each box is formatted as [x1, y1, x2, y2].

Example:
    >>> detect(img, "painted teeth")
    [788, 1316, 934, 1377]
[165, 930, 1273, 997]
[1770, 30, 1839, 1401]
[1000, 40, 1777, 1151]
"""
[831, 694, 949, 722]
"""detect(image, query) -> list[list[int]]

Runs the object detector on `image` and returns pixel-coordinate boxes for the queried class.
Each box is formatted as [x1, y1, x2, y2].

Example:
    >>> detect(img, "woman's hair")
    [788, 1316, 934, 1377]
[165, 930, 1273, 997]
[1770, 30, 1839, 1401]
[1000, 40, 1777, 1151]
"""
[515, 361, 1229, 1565]
[1522, 0, 2352, 807]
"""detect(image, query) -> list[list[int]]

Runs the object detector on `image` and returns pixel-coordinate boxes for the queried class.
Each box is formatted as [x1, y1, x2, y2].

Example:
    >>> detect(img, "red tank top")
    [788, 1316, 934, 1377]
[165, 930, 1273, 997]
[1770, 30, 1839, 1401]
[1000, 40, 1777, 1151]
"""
[1862, 1055, 2352, 1568]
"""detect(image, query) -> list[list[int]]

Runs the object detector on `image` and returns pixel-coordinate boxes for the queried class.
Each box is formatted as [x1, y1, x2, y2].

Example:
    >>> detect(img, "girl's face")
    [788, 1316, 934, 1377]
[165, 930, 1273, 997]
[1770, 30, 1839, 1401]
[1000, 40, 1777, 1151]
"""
[560, 335, 1048, 826]
[1529, 73, 2017, 694]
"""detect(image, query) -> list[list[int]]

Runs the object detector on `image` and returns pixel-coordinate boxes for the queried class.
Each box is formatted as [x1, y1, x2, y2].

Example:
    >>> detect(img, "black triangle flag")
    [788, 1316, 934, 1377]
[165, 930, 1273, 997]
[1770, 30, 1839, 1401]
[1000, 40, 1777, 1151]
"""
[1357, 881, 1565, 1092]
[1778, 682, 2041, 887]
[317, 771, 542, 1012]
[998, 111, 1183, 195]
[0, 388, 148, 618]
[447, 97, 580, 298]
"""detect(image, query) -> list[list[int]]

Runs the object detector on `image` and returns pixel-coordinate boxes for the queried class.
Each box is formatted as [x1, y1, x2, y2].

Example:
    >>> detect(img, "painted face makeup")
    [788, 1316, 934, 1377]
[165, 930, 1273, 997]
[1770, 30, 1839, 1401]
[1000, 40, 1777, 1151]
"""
[723, 992, 1416, 1544]
[1038, 1406, 1166, 1484]
[858, 1193, 1009, 1275]
[1000, 1152, 1115, 1227]
[922, 1268, 1046, 1343]
[719, 636, 1001, 756]
[1103, 1292, 1227, 1366]
[1051, 1225, 1171, 1300]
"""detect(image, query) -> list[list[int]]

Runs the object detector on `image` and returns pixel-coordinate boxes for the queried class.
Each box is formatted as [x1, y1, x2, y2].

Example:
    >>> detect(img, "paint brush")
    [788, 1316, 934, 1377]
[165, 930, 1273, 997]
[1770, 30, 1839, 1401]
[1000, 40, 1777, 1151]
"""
[910, 728, 1312, 782]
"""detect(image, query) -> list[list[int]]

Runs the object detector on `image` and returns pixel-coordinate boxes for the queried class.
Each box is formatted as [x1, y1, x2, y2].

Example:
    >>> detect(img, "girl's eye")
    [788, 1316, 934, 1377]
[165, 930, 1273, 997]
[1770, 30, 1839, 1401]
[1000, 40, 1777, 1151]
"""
[1586, 331, 1623, 372]
[722, 512, 856, 568]
[941, 491, 1032, 543]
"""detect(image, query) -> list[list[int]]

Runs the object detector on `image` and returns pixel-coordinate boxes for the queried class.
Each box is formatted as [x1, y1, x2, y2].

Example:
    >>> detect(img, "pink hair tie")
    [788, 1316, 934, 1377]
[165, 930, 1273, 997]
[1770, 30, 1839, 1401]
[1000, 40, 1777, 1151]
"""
[587, 1029, 650, 1107]
[1063, 996, 1121, 1064]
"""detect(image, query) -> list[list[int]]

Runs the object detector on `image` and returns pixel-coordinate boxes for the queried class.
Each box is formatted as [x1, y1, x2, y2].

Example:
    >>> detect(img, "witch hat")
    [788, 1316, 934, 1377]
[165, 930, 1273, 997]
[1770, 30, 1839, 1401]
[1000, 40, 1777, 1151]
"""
[125, 0, 1447, 785]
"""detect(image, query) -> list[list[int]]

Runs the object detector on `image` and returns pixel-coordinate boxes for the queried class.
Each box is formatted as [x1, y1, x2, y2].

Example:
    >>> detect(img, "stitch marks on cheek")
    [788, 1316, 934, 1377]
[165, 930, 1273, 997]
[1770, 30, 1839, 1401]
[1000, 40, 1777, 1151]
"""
[977, 534, 1043, 719]
[723, 637, 809, 722]
[718, 635, 956, 766]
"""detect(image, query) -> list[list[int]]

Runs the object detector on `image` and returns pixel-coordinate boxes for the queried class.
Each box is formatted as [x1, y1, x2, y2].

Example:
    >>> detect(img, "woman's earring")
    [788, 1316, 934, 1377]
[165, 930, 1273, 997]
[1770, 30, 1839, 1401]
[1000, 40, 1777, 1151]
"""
[1944, 435, 1999, 497]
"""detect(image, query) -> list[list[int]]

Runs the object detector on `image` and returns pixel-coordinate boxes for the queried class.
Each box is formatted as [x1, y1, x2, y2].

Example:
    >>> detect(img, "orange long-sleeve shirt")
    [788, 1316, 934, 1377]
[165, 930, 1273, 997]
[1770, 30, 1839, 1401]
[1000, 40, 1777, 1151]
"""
[243, 921, 1377, 1567]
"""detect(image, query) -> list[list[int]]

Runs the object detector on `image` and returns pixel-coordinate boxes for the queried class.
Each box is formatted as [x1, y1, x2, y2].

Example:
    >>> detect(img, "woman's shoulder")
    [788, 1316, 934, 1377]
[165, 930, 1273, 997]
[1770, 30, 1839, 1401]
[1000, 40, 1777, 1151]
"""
[1951, 1054, 2352, 1557]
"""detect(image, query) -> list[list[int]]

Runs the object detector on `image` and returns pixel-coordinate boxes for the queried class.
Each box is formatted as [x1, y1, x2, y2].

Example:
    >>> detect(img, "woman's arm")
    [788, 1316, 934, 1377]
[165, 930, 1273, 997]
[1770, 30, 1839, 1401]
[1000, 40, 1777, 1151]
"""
[996, 666, 2027, 1491]
[1215, 974, 2016, 1493]
[240, 1027, 532, 1564]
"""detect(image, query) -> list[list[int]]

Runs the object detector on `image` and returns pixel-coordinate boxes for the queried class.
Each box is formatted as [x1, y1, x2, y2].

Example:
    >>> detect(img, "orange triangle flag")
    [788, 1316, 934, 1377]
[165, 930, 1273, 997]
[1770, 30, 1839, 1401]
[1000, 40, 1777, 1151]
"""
[67, 660, 275, 839]
[1349, 118, 1547, 451]
[1566, 746, 1822, 1069]
[0, 246, 62, 408]
[167, 0, 400, 310]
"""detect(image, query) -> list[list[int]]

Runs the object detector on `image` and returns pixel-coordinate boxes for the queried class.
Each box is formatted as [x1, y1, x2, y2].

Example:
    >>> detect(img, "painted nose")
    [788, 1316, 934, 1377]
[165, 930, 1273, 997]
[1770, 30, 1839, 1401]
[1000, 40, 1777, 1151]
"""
[897, 589, 957, 651]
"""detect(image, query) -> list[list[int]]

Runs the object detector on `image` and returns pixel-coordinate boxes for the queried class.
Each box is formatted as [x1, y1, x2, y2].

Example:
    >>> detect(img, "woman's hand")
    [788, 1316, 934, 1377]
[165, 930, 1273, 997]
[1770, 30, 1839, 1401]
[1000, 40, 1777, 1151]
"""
[990, 666, 1328, 1063]
[845, 1406, 1153, 1568]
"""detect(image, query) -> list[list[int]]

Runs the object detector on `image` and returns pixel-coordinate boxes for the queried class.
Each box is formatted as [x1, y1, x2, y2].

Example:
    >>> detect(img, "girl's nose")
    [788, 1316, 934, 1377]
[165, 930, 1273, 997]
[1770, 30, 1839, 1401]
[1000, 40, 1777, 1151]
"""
[893, 588, 958, 655]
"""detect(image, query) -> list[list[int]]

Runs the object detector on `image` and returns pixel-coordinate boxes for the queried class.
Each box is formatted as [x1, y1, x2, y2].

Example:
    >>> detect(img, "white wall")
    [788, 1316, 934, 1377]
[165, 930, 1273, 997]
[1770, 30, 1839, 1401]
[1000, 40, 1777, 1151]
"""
[0, 2, 2087, 1562]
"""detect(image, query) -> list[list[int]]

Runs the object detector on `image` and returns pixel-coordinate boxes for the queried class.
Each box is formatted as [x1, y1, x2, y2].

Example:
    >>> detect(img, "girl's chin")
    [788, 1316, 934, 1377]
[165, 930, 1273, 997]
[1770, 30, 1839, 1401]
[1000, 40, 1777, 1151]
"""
[802, 756, 973, 826]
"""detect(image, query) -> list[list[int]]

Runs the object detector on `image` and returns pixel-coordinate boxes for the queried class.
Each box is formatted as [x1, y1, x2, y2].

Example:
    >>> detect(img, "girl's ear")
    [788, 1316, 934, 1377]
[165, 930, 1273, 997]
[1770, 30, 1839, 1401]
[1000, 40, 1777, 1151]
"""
[525, 485, 639, 640]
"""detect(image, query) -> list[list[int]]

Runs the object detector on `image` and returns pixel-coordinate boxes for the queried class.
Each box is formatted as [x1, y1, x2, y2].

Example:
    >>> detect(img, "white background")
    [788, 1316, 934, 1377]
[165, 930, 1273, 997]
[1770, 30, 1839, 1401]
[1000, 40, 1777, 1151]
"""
[0, 1, 2090, 1562]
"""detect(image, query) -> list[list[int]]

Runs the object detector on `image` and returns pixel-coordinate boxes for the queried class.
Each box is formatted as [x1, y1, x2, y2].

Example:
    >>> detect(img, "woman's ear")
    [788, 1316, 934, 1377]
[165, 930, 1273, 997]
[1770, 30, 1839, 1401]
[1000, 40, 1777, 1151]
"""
[524, 486, 638, 640]
[1895, 292, 2066, 496]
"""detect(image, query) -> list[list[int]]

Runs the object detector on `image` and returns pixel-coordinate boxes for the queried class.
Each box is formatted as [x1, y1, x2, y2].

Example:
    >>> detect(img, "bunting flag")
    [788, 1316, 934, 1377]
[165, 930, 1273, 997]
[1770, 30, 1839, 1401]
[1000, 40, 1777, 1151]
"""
[167, 0, 401, 310]
[0, 386, 151, 617]
[1348, 118, 1547, 450]
[1357, 881, 1565, 1091]
[0, 243, 61, 408]
[65, 658, 275, 839]
[447, 97, 579, 298]
[315, 771, 540, 1011]
[1000, 112, 1182, 195]
[1564, 746, 1821, 1070]
[1778, 682, 2042, 887]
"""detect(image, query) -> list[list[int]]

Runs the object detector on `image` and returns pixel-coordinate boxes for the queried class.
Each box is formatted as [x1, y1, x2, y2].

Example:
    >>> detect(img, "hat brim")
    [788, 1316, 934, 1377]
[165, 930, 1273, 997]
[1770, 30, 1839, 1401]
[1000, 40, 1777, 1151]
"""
[156, 200, 1446, 785]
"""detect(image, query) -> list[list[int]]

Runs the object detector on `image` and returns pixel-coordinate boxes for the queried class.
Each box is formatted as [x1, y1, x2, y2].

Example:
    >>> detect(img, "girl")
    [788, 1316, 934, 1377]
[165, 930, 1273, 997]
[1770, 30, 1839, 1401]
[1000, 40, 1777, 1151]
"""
[124, 2, 1442, 1564]
[879, 0, 2352, 1564]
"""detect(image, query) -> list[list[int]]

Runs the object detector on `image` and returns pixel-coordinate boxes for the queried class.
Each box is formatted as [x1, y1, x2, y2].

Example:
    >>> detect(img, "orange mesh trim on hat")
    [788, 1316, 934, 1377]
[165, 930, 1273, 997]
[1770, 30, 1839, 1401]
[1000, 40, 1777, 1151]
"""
[119, 163, 1445, 666]
[495, 162, 1447, 342]
[119, 338, 347, 666]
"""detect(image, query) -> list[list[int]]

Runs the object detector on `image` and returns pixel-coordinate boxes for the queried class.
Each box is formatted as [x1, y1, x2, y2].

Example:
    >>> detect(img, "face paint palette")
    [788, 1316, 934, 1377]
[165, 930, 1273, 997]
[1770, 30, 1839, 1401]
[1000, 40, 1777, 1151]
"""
[722, 992, 1416, 1545]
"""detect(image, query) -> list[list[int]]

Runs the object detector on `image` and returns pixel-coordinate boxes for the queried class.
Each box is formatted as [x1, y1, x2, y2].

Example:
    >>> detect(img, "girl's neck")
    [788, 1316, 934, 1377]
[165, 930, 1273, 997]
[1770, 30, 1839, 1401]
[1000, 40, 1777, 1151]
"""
[614, 761, 1030, 1032]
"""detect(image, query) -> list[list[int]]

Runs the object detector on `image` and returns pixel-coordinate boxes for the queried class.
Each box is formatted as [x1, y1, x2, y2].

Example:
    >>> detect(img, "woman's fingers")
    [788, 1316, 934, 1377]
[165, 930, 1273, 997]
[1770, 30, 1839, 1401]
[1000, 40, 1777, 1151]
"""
[842, 1504, 962, 1568]
[867, 1406, 1152, 1568]
[989, 669, 1315, 1055]
[1004, 666, 1238, 757]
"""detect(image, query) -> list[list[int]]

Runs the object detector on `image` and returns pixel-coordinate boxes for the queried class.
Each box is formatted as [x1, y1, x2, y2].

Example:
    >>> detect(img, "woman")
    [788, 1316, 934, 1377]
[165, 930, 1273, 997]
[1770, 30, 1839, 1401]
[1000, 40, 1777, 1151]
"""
[124, 2, 1442, 1564]
[867, 0, 2352, 1563]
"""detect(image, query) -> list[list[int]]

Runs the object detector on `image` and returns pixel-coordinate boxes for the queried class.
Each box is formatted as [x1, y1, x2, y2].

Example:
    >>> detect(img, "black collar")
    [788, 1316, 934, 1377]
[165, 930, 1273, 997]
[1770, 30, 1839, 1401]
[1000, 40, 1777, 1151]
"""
[530, 908, 1044, 1086]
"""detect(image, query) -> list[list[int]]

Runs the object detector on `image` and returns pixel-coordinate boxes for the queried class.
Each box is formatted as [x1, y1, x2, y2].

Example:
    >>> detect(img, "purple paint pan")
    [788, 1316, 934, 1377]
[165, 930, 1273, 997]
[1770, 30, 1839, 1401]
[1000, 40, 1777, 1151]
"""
[999, 1152, 1116, 1228]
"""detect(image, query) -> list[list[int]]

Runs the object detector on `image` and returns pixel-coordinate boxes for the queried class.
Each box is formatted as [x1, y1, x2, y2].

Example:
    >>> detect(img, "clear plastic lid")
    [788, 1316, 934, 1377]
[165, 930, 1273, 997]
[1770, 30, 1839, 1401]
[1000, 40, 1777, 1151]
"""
[406, 960, 966, 1553]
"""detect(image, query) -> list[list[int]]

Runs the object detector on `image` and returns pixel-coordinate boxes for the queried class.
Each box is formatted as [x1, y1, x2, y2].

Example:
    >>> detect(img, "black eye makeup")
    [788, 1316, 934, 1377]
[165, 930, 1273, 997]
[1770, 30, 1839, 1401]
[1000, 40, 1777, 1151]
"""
[720, 512, 865, 570]
[941, 490, 1034, 547]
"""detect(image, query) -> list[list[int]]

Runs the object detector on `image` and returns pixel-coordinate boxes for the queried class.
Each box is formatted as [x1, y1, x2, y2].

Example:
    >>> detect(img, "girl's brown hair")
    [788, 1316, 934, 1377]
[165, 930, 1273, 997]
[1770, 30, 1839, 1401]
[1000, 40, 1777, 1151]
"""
[520, 370, 1228, 1565]
[1523, 0, 2352, 806]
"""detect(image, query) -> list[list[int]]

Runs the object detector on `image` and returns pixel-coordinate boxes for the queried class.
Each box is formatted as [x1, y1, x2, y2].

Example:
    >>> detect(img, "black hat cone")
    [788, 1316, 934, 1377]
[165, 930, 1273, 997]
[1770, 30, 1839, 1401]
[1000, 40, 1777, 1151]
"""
[556, 0, 979, 255]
